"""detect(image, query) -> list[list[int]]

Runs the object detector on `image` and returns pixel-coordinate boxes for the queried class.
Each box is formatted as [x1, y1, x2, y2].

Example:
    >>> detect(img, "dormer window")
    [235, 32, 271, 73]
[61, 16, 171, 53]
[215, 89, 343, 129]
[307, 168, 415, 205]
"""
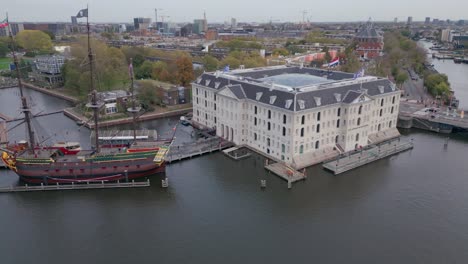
[298, 100, 305, 110]
[205, 79, 211, 86]
[378, 85, 384, 94]
[256, 92, 263, 101]
[269, 96, 277, 104]
[334, 93, 341, 102]
[285, 99, 293, 109]
[215, 82, 221, 89]
[390, 83, 396, 91]
[196, 77, 202, 84]
[314, 97, 322, 106]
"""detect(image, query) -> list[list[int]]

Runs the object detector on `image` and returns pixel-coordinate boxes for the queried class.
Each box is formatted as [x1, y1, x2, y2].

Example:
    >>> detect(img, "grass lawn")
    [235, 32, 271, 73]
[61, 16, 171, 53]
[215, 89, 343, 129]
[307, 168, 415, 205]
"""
[0, 57, 11, 70]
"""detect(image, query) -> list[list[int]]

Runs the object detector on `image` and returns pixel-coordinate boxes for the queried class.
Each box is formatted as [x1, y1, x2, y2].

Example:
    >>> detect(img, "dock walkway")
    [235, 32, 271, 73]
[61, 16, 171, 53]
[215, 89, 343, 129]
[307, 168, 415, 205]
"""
[323, 139, 414, 175]
[265, 162, 306, 183]
[223, 146, 252, 160]
[166, 137, 234, 163]
[0, 180, 150, 193]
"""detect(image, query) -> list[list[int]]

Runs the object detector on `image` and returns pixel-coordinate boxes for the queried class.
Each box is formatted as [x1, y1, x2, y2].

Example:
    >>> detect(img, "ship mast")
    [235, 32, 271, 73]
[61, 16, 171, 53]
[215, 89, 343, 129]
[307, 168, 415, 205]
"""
[127, 58, 141, 143]
[6, 13, 36, 152]
[83, 7, 102, 152]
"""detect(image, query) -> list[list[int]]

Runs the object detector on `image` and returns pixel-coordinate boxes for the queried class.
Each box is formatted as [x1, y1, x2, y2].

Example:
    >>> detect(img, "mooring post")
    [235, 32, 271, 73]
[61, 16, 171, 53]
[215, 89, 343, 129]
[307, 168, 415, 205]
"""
[287, 180, 292, 189]
[125, 170, 129, 182]
[260, 179, 266, 189]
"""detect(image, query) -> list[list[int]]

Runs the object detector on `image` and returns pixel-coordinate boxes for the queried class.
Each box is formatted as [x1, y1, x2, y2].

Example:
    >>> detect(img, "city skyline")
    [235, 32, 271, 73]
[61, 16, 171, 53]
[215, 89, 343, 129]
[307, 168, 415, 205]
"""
[4, 0, 468, 24]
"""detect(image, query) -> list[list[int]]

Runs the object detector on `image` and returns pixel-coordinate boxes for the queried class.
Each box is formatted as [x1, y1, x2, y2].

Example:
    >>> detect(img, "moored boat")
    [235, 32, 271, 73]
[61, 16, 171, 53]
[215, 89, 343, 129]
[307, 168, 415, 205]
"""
[1, 10, 172, 184]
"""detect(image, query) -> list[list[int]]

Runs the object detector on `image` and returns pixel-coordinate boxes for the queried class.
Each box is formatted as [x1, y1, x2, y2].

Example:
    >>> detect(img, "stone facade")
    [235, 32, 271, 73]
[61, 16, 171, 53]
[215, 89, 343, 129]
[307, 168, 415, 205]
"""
[192, 66, 400, 167]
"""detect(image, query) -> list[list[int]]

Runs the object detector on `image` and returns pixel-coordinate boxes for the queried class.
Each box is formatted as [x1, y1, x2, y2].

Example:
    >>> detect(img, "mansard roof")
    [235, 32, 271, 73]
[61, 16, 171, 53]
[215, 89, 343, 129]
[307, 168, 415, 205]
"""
[193, 66, 398, 112]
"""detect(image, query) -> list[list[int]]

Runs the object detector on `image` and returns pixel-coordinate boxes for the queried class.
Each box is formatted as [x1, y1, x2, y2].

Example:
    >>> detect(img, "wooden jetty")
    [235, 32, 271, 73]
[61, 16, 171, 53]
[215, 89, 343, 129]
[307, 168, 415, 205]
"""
[323, 139, 414, 175]
[0, 179, 150, 193]
[223, 146, 252, 160]
[265, 162, 306, 185]
[166, 137, 234, 163]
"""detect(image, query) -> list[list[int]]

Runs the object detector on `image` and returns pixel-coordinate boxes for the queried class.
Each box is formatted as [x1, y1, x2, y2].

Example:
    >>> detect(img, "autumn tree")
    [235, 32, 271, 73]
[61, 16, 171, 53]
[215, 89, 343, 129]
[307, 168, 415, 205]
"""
[62, 38, 127, 97]
[176, 56, 194, 86]
[272, 48, 289, 57]
[202, 55, 219, 71]
[16, 30, 53, 54]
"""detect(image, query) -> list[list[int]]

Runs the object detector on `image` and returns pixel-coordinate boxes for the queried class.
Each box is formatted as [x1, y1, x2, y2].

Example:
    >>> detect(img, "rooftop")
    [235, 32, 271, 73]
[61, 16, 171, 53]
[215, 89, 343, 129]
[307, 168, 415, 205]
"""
[194, 66, 399, 111]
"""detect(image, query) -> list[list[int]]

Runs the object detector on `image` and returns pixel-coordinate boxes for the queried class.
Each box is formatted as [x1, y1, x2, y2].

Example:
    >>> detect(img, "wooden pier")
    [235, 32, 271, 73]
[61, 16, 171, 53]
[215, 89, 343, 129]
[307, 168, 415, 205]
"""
[323, 139, 414, 175]
[166, 137, 234, 163]
[265, 162, 306, 185]
[0, 179, 150, 193]
[223, 147, 252, 160]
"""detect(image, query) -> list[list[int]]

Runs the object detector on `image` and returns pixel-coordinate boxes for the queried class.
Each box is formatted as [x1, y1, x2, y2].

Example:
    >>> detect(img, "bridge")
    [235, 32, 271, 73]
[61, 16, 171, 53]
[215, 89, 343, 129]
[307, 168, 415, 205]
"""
[398, 101, 468, 133]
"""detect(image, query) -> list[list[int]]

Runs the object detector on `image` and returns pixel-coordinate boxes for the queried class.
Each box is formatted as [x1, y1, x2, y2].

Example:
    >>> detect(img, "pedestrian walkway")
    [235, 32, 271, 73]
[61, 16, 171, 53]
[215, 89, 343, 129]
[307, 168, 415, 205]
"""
[166, 137, 234, 163]
[323, 138, 414, 175]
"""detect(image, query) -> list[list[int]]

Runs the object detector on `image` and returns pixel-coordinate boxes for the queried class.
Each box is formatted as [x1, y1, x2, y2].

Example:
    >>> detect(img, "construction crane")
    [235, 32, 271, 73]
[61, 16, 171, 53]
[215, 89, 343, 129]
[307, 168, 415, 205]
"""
[154, 8, 163, 26]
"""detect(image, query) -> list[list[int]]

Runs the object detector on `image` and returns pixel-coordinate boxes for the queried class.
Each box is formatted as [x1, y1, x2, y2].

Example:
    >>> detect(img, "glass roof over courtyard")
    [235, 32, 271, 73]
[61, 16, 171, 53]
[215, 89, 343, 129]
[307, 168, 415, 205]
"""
[259, 73, 332, 88]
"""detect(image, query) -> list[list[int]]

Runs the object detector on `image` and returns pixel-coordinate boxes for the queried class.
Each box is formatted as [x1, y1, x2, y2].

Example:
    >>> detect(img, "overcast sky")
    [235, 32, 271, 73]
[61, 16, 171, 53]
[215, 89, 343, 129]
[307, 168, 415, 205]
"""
[5, 0, 468, 23]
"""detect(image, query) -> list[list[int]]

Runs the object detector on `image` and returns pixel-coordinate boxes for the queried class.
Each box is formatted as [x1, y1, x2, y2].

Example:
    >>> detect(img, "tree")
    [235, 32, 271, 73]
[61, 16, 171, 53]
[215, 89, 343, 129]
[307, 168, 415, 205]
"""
[151, 61, 169, 80]
[41, 30, 55, 40]
[341, 52, 361, 73]
[395, 71, 408, 87]
[137, 80, 158, 111]
[0, 41, 8, 57]
[100, 32, 114, 40]
[202, 55, 219, 71]
[135, 61, 154, 79]
[62, 38, 127, 96]
[272, 48, 289, 57]
[16, 30, 53, 54]
[176, 56, 194, 86]
[323, 47, 332, 63]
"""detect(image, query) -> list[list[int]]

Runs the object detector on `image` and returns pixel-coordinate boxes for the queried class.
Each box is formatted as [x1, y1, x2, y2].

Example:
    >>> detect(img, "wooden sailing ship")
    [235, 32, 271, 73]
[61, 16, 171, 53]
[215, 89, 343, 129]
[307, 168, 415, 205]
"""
[1, 10, 171, 183]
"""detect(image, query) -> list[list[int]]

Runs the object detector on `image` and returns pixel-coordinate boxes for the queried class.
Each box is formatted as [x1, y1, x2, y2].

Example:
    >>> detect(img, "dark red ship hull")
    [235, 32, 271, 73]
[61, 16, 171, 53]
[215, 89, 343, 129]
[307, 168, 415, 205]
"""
[18, 164, 166, 184]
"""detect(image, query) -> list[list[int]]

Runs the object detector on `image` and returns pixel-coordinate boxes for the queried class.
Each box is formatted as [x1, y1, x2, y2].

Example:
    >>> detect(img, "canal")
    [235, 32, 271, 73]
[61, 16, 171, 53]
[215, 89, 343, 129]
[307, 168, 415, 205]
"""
[419, 40, 468, 109]
[1, 87, 468, 263]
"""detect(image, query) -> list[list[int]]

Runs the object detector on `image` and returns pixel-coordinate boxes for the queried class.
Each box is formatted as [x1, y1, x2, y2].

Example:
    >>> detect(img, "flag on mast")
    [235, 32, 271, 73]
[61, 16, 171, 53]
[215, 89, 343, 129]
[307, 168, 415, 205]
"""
[329, 57, 340, 67]
[0, 18, 8, 28]
[76, 8, 88, 18]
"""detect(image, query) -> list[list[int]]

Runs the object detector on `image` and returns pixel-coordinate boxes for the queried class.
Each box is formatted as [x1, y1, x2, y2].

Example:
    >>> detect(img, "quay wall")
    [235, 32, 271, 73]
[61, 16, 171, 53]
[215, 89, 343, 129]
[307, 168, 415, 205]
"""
[22, 83, 79, 104]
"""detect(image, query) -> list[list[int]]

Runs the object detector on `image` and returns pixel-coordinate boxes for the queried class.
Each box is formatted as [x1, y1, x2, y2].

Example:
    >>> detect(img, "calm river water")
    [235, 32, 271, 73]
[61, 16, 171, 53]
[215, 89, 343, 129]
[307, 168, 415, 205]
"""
[420, 40, 468, 109]
[1, 84, 468, 263]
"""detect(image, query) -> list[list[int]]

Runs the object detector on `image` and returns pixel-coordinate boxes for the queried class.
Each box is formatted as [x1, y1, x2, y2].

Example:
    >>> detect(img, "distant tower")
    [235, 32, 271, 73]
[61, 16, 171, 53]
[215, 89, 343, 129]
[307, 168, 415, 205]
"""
[425, 17, 431, 24]
[231, 18, 237, 28]
[203, 11, 208, 32]
[407, 16, 413, 26]
[394, 17, 398, 23]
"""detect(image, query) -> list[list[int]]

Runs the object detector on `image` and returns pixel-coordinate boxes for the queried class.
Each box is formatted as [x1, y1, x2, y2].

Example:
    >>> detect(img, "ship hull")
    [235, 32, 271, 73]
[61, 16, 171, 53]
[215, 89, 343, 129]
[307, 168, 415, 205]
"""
[18, 165, 165, 184]
[7, 153, 167, 184]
